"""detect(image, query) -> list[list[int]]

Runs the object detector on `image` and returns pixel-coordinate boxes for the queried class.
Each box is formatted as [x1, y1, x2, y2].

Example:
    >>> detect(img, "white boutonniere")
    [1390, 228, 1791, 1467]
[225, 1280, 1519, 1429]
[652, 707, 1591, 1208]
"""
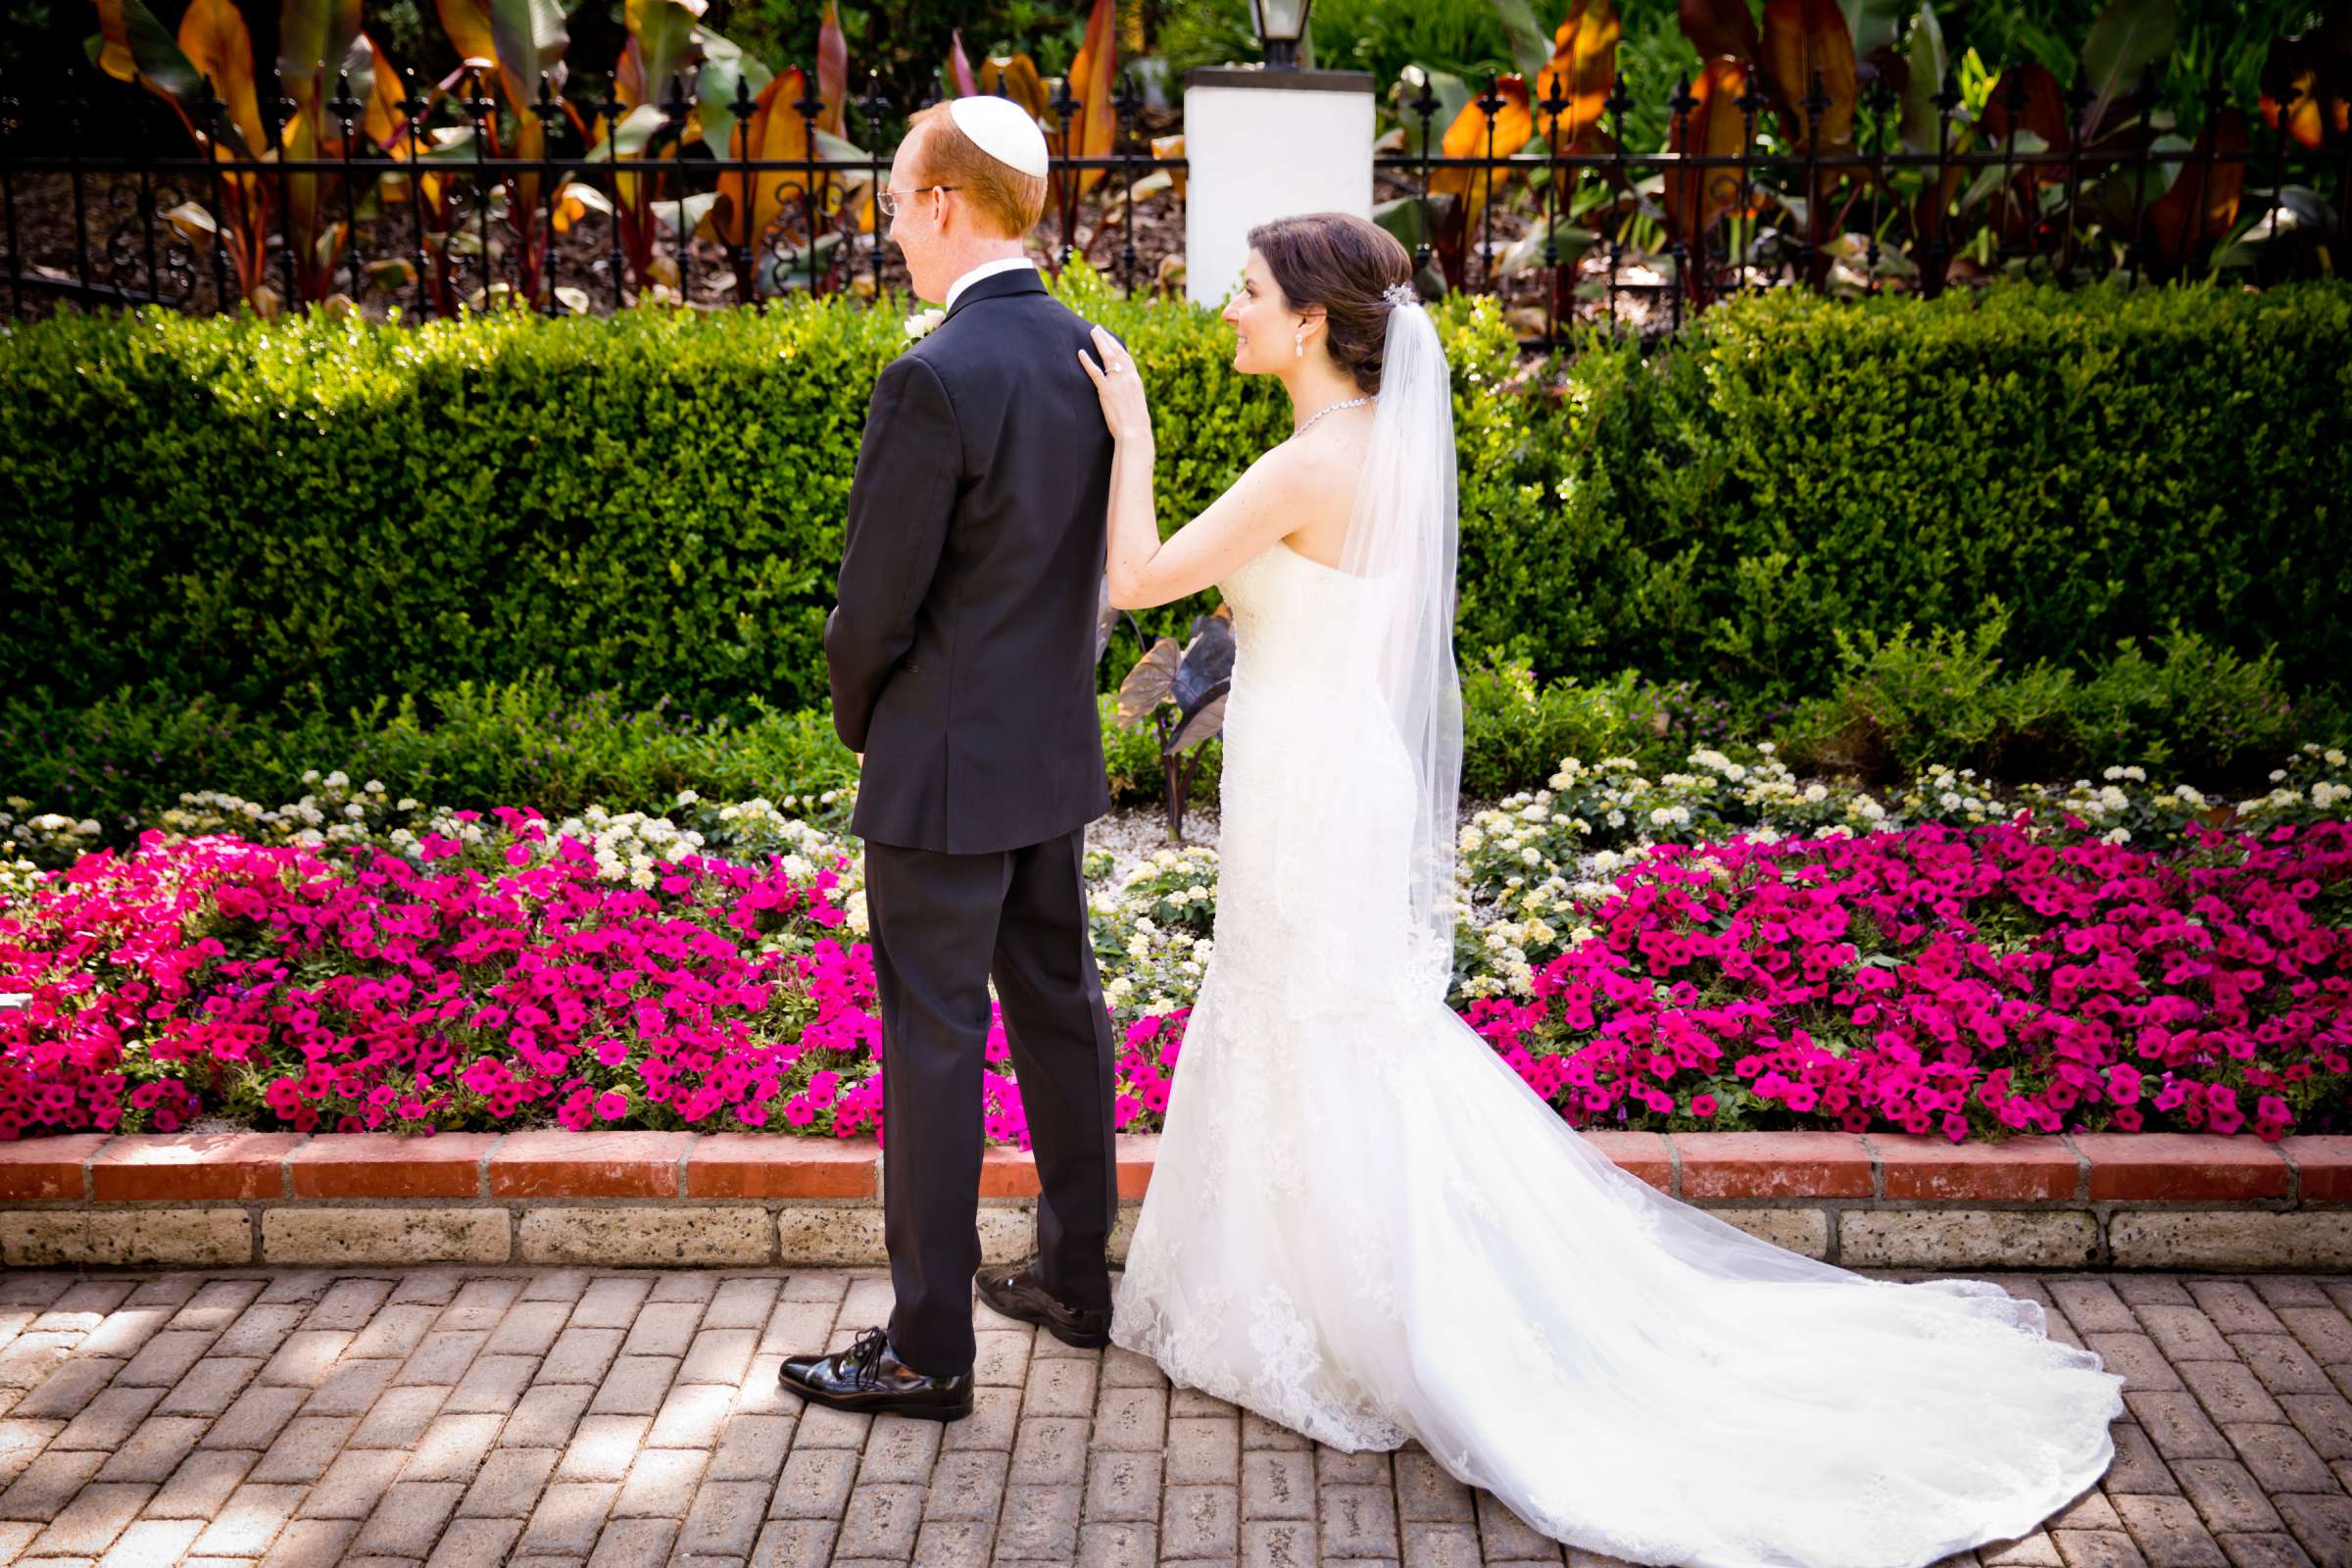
[904, 307, 947, 341]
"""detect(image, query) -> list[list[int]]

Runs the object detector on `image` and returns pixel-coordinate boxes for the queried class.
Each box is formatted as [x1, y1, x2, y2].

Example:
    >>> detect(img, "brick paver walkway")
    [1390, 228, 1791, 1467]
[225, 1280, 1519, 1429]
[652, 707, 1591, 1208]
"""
[0, 1268, 2346, 1568]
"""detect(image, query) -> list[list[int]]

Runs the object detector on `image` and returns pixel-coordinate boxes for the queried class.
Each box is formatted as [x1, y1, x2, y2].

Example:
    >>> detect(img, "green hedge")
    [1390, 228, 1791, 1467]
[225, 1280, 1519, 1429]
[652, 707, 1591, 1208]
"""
[1472, 280, 2352, 719]
[4, 271, 2346, 727]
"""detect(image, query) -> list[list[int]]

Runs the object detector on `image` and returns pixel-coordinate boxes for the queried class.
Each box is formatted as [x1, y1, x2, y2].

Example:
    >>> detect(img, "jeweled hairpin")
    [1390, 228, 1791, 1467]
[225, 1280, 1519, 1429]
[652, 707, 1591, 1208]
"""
[1383, 280, 1421, 310]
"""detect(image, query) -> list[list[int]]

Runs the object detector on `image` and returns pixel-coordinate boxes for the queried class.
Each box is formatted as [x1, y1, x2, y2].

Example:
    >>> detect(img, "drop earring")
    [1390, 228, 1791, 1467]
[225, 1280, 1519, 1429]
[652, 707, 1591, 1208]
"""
[1294, 326, 1304, 358]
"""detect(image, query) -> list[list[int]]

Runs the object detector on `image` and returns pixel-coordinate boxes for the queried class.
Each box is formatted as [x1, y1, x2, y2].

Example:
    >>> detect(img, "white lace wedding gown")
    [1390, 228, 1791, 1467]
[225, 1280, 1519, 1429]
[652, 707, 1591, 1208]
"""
[1107, 536, 2130, 1568]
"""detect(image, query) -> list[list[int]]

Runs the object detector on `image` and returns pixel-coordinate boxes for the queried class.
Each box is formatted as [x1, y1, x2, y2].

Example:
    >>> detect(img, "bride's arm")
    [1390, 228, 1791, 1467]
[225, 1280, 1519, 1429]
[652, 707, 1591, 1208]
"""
[1081, 324, 1305, 612]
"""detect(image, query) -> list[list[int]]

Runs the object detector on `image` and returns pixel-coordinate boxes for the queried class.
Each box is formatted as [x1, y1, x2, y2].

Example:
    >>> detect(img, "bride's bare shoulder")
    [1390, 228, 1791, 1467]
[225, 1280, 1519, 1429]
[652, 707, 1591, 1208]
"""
[1244, 424, 1368, 509]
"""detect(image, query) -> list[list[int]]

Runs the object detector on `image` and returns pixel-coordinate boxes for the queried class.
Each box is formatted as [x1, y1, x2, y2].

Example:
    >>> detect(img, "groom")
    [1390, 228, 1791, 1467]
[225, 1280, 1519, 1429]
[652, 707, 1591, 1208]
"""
[780, 94, 1126, 1422]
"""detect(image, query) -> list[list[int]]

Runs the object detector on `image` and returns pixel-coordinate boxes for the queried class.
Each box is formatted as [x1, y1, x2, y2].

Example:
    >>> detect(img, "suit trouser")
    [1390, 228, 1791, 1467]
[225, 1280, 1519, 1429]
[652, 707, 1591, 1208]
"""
[861, 822, 1119, 1378]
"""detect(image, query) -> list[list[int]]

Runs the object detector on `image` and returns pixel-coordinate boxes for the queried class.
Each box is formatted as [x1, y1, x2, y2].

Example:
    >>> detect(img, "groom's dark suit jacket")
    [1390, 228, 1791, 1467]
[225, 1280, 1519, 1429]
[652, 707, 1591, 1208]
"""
[825, 266, 1119, 853]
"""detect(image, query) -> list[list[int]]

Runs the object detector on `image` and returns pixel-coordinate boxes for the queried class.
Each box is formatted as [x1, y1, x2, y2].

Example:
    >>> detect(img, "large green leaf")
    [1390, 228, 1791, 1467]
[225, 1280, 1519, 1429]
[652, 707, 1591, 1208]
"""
[1393, 67, 1472, 161]
[696, 25, 775, 161]
[489, 0, 568, 106]
[582, 103, 667, 161]
[652, 188, 722, 237]
[439, 0, 567, 109]
[626, 0, 700, 122]
[278, 0, 362, 108]
[1371, 193, 1443, 256]
[93, 0, 204, 110]
[1493, 216, 1597, 276]
[1897, 3, 1947, 154]
[2078, 0, 2176, 142]
[1489, 0, 1557, 80]
[1956, 128, 2046, 217]
[812, 126, 870, 167]
[1838, 0, 1906, 60]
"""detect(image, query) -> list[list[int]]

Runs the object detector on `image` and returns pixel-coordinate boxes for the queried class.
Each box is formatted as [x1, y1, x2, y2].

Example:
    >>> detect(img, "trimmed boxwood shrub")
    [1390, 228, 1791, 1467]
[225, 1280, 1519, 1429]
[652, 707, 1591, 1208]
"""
[3, 270, 2345, 732]
[1468, 279, 2352, 724]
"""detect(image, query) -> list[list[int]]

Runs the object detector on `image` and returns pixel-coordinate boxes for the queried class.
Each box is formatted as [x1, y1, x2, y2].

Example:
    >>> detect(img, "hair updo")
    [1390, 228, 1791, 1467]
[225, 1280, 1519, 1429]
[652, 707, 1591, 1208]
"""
[1245, 213, 1417, 395]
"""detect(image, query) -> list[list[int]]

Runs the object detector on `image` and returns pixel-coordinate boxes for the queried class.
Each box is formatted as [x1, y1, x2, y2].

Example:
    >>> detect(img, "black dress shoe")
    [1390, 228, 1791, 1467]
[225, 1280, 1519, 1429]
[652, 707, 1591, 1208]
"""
[777, 1325, 972, 1422]
[974, 1254, 1112, 1348]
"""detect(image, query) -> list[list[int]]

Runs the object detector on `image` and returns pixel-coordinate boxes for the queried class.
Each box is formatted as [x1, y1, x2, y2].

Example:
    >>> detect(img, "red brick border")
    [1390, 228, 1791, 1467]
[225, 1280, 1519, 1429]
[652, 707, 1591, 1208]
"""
[0, 1129, 2342, 1205]
[288, 1132, 502, 1200]
[486, 1131, 696, 1200]
[87, 1132, 304, 1202]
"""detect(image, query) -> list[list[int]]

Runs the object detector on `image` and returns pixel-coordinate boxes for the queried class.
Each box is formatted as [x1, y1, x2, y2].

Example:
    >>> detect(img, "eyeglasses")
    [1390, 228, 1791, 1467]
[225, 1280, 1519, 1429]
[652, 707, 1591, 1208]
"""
[876, 184, 958, 218]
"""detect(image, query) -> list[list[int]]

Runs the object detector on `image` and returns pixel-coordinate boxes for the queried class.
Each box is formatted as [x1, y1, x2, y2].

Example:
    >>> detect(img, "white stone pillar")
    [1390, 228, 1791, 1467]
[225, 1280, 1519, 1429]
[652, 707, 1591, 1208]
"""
[1181, 66, 1376, 309]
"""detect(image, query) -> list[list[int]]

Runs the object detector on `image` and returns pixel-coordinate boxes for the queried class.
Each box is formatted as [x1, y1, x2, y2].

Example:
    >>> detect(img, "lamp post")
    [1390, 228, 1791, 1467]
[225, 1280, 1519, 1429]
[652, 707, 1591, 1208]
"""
[1251, 0, 1311, 70]
[1186, 0, 1369, 307]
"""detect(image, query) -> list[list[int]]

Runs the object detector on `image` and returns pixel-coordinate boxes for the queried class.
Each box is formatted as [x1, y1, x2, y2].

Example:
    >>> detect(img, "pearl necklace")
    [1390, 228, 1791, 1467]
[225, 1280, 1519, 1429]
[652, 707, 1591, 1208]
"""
[1289, 393, 1374, 442]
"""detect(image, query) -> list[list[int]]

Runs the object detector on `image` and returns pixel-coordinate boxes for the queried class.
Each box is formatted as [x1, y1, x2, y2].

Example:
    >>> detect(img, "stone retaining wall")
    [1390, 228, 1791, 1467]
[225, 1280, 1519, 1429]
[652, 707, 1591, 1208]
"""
[1, 1130, 2347, 1271]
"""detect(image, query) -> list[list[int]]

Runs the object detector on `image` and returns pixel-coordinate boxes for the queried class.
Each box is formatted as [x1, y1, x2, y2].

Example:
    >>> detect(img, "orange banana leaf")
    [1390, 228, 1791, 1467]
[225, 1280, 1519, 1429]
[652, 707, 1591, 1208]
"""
[979, 55, 1052, 124]
[713, 69, 816, 250]
[175, 0, 266, 156]
[816, 0, 849, 135]
[2259, 21, 2351, 151]
[1676, 0, 1759, 67]
[358, 32, 409, 151]
[2262, 65, 2336, 148]
[1536, 0, 1619, 146]
[1663, 57, 1750, 245]
[1431, 74, 1534, 228]
[1760, 0, 1856, 150]
[1056, 0, 1119, 204]
[2143, 106, 2248, 267]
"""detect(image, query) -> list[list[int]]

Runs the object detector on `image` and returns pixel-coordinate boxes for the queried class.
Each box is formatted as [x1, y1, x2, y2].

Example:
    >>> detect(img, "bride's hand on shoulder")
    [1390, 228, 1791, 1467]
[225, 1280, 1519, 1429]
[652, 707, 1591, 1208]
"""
[1078, 324, 1151, 445]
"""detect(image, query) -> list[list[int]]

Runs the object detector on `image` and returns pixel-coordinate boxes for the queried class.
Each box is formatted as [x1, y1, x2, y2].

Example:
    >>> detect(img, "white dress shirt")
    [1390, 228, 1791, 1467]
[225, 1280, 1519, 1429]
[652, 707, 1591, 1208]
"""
[944, 256, 1037, 312]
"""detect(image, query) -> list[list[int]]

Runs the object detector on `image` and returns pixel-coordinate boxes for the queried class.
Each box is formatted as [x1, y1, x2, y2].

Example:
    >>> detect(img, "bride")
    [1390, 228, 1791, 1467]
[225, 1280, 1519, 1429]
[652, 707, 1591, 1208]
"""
[1073, 211, 2127, 1568]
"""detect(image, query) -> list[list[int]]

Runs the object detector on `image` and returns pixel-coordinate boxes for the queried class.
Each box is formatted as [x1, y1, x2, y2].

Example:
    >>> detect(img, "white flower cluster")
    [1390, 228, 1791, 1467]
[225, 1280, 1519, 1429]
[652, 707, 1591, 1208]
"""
[537, 806, 703, 889]
[699, 795, 852, 863]
[1113, 846, 1221, 916]
[2223, 744, 2352, 826]
[2006, 749, 2351, 841]
[0, 795, 104, 873]
[1100, 913, 1213, 1017]
[1092, 845, 1222, 1015]
[153, 773, 408, 849]
[1895, 763, 2007, 827]
[0, 812, 44, 904]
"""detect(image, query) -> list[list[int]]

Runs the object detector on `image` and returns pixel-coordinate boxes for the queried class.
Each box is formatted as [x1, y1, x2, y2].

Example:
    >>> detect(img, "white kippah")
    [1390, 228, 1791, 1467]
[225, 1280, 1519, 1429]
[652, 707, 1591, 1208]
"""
[947, 94, 1051, 179]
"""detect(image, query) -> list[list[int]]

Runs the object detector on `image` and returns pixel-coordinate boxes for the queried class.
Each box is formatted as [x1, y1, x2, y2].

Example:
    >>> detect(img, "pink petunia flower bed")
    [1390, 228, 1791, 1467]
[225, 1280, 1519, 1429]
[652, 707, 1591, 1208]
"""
[1, 808, 2346, 1147]
[0, 807, 1178, 1150]
[1467, 818, 2352, 1140]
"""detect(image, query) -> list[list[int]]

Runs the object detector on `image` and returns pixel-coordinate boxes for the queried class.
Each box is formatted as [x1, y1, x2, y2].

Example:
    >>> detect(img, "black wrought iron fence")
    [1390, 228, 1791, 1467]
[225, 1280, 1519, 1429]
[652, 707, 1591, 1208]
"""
[0, 70, 1187, 321]
[1374, 59, 2347, 349]
[5, 56, 2344, 350]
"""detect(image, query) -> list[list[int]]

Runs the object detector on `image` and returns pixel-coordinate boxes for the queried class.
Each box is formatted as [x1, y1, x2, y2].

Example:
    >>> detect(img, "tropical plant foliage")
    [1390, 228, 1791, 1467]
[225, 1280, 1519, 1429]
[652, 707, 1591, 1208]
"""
[1370, 0, 2348, 324]
[1112, 604, 1236, 844]
[79, 0, 1163, 313]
